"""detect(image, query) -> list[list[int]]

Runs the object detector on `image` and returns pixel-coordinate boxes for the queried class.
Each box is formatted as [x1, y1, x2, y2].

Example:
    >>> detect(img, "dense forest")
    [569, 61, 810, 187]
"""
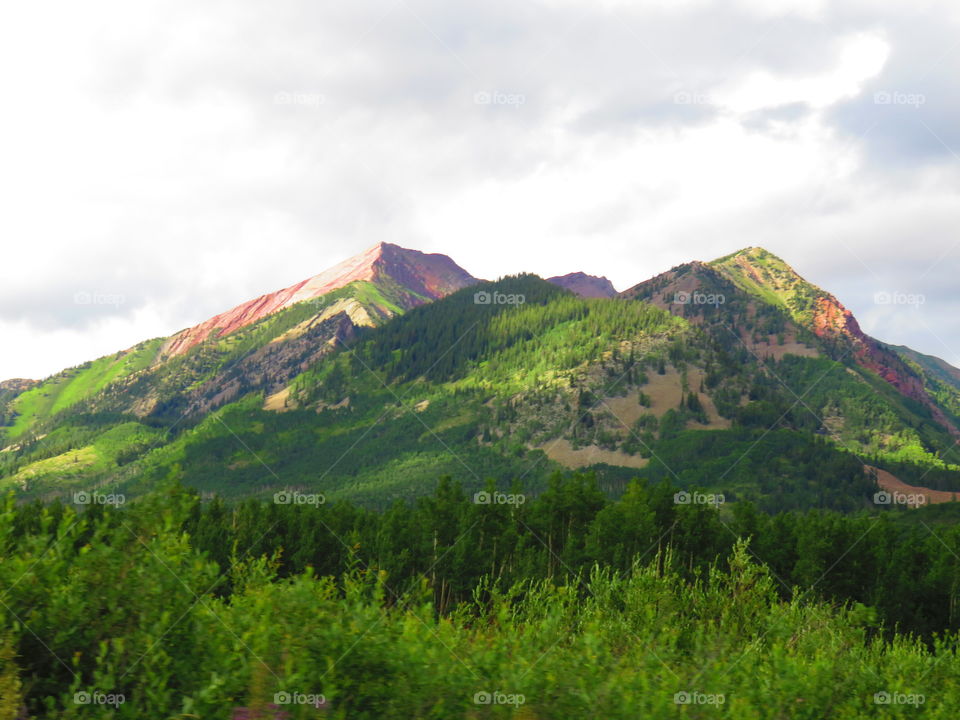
[2, 476, 960, 717]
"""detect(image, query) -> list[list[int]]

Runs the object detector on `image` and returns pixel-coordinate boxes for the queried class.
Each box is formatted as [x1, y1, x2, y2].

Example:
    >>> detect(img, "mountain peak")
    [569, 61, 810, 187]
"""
[731, 245, 774, 257]
[703, 247, 957, 434]
[713, 246, 793, 270]
[161, 243, 476, 357]
[547, 272, 617, 298]
[708, 246, 812, 310]
[708, 245, 877, 343]
[370, 240, 399, 255]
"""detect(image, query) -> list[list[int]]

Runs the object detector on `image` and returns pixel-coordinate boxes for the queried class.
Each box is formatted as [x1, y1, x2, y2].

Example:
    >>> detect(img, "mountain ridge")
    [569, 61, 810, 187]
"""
[4, 244, 960, 512]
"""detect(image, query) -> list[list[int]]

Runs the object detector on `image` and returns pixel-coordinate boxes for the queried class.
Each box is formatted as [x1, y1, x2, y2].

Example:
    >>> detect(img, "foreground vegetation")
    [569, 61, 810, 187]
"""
[1, 478, 960, 718]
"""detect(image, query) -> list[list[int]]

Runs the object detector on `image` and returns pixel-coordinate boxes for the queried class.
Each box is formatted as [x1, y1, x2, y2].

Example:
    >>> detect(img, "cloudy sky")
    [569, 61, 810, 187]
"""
[2, 0, 959, 380]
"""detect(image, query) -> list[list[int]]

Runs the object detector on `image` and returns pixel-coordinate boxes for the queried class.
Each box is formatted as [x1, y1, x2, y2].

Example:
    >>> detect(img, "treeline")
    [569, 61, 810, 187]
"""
[162, 473, 960, 639]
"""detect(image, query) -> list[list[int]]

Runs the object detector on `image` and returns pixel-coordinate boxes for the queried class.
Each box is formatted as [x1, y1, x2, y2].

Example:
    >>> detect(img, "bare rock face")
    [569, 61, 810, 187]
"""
[161, 243, 477, 357]
[182, 310, 362, 417]
[547, 272, 617, 298]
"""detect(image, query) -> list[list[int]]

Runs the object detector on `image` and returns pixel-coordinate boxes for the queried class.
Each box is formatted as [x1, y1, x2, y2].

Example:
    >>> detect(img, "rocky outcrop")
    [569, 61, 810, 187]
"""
[161, 243, 477, 358]
[0, 379, 37, 394]
[811, 295, 924, 400]
[548, 272, 617, 298]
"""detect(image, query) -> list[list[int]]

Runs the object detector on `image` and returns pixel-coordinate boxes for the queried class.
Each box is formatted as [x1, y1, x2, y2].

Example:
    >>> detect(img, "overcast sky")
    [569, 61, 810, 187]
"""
[2, 0, 959, 380]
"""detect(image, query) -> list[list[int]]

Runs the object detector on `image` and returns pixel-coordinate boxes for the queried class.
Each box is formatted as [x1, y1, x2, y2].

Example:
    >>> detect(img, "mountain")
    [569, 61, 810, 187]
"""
[162, 242, 477, 357]
[3, 244, 960, 512]
[624, 247, 960, 436]
[547, 272, 617, 298]
[0, 243, 476, 439]
[710, 248, 954, 432]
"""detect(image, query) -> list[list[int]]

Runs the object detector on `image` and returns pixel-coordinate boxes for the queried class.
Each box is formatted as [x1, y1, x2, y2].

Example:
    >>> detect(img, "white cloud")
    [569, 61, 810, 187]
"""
[720, 32, 889, 113]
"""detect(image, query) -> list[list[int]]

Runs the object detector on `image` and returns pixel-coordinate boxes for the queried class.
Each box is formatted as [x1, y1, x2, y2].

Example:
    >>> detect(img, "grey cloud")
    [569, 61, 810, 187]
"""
[826, 10, 960, 167]
[0, 254, 160, 331]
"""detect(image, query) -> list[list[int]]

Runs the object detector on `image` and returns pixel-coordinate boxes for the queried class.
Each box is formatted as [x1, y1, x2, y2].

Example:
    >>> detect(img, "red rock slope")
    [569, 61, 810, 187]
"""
[161, 242, 477, 358]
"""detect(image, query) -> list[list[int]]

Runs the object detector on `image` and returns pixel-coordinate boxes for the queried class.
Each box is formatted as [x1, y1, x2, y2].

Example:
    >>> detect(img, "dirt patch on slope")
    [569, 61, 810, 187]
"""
[540, 366, 732, 470]
[539, 438, 649, 470]
[869, 465, 960, 505]
[263, 387, 293, 412]
[603, 367, 730, 431]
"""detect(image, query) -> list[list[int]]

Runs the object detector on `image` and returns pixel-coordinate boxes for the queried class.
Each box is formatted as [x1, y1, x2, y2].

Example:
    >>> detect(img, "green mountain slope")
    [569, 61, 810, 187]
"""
[2, 339, 163, 442]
